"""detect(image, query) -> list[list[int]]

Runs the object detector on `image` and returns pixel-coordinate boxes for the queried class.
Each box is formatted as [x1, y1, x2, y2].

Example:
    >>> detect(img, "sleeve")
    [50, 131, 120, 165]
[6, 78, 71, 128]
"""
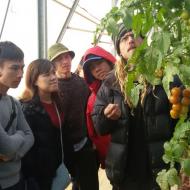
[91, 84, 117, 135]
[0, 123, 25, 156]
[14, 100, 34, 158]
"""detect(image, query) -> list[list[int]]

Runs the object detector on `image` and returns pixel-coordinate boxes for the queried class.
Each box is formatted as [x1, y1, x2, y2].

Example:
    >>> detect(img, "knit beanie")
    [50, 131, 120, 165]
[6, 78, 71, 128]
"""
[112, 23, 131, 55]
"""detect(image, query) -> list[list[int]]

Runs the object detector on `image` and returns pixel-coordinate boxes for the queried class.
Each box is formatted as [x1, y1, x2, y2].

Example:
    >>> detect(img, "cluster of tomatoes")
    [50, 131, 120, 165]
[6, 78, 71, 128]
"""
[169, 87, 190, 119]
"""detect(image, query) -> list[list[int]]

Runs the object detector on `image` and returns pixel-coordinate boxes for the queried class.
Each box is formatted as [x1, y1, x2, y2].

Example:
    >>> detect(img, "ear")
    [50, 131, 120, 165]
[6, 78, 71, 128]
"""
[0, 66, 2, 77]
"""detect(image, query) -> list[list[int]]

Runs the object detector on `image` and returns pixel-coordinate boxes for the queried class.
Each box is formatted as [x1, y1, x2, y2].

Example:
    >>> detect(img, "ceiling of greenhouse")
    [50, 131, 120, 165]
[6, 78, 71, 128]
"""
[0, 0, 119, 96]
[0, 0, 119, 67]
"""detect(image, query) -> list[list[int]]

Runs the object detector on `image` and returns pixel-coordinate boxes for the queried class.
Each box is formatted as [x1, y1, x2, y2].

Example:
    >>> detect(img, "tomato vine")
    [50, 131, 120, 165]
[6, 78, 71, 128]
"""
[94, 0, 190, 189]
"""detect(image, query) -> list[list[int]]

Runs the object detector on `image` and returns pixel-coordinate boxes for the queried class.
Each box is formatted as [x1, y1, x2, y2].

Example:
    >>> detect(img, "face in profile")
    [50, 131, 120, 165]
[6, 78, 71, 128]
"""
[0, 60, 24, 89]
[89, 60, 112, 81]
[35, 67, 58, 93]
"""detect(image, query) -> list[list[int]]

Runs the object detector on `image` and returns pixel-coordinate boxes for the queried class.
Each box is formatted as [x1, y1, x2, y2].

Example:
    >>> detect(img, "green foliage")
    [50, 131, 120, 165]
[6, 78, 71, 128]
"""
[156, 170, 170, 190]
[158, 120, 190, 188]
[162, 63, 179, 96]
[94, 0, 190, 102]
[94, 0, 190, 189]
[156, 168, 180, 190]
[182, 159, 190, 176]
[167, 168, 180, 187]
[130, 83, 143, 107]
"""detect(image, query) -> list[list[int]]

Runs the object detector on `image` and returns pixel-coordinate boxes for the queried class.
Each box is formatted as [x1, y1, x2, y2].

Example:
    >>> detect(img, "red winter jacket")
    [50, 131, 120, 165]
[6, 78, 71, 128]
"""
[82, 46, 116, 168]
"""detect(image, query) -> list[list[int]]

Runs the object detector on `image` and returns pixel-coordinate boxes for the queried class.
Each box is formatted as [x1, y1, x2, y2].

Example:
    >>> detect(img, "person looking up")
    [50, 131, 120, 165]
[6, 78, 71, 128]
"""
[92, 24, 181, 190]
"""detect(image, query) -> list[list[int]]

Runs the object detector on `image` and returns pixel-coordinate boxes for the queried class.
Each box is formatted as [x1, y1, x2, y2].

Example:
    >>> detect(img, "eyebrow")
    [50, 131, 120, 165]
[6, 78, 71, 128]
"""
[9, 63, 25, 68]
[121, 33, 134, 40]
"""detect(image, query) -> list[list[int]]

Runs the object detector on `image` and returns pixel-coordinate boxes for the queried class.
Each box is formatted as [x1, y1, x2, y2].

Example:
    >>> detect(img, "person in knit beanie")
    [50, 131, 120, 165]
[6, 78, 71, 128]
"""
[112, 23, 132, 56]
[112, 23, 144, 58]
[91, 21, 181, 190]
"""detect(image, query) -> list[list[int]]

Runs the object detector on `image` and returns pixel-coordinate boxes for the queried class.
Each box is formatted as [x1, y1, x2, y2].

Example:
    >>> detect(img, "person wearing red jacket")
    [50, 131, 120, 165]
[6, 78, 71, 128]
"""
[81, 46, 116, 169]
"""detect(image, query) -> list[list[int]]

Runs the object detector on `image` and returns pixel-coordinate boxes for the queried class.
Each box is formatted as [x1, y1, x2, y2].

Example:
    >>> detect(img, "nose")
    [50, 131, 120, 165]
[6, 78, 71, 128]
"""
[128, 36, 135, 44]
[60, 58, 66, 65]
[17, 69, 23, 78]
[94, 64, 102, 72]
[51, 73, 57, 81]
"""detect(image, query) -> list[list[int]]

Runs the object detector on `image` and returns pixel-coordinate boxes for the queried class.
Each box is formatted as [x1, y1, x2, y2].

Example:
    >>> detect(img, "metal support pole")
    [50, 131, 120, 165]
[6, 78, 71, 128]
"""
[0, 0, 11, 40]
[112, 0, 119, 7]
[56, 0, 80, 43]
[111, 0, 118, 56]
[37, 0, 47, 58]
[53, 0, 99, 25]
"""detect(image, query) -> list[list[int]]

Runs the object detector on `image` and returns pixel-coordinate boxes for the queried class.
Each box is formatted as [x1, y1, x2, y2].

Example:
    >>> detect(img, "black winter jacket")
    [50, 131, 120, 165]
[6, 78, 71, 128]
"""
[21, 96, 62, 190]
[58, 73, 90, 144]
[92, 71, 181, 189]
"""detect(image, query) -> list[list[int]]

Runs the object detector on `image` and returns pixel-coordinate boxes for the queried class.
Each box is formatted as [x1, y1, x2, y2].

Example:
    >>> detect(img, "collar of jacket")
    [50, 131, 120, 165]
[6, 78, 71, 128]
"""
[104, 70, 121, 93]
[23, 95, 47, 115]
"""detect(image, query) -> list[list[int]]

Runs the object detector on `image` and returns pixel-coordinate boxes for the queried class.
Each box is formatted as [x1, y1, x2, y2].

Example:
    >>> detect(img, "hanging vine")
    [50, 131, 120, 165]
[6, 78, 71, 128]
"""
[94, 0, 190, 189]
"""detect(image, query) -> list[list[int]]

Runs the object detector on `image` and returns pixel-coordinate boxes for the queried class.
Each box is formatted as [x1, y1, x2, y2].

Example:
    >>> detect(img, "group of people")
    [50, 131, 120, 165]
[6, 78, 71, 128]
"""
[0, 22, 183, 190]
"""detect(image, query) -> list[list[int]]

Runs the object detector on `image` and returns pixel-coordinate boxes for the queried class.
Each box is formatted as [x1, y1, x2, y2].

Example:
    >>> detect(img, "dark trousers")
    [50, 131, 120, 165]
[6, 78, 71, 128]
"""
[64, 139, 99, 190]
[112, 177, 160, 190]
[0, 179, 25, 190]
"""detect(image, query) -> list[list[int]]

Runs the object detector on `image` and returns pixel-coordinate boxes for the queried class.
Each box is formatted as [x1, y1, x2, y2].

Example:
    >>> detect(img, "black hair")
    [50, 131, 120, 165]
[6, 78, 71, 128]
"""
[0, 41, 24, 64]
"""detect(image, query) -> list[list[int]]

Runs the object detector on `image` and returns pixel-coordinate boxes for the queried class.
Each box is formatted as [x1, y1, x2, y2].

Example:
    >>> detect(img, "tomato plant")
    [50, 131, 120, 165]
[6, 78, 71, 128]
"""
[94, 0, 190, 99]
[94, 0, 190, 189]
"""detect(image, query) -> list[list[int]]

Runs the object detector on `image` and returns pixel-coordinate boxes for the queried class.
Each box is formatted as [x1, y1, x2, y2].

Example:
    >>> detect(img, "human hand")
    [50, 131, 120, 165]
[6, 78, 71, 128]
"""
[0, 154, 11, 162]
[104, 104, 121, 120]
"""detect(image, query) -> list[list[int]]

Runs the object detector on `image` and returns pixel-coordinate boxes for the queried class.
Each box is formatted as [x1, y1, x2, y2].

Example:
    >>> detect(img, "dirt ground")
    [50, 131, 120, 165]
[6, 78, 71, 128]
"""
[66, 168, 112, 190]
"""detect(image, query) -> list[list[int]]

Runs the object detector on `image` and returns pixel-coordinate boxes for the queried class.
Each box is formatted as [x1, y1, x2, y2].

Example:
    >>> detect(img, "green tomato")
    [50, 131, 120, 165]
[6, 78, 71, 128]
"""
[180, 10, 190, 20]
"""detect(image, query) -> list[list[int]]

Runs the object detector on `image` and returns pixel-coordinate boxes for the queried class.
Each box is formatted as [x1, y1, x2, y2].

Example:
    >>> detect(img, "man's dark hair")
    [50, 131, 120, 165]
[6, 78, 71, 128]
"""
[0, 41, 24, 64]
